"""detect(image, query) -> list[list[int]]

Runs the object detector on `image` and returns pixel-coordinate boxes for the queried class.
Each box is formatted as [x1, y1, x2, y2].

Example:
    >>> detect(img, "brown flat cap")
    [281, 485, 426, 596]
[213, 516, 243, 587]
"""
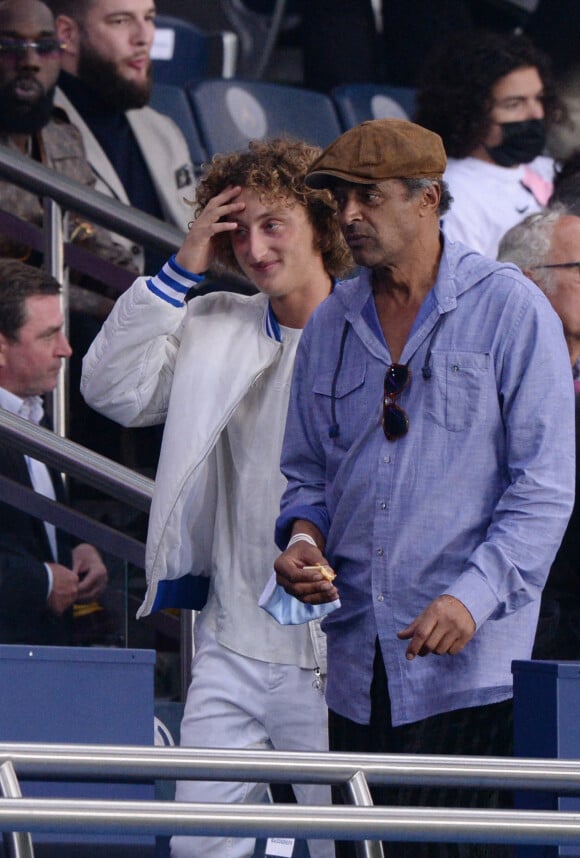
[306, 119, 447, 188]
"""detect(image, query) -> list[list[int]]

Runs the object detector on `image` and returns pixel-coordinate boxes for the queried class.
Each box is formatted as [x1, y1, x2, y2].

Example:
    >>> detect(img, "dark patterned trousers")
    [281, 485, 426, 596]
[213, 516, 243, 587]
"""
[330, 640, 514, 858]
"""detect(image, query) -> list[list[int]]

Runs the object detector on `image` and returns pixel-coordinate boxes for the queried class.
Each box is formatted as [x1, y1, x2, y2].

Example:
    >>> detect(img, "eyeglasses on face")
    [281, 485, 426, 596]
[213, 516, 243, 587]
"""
[531, 262, 580, 272]
[0, 37, 65, 58]
[382, 363, 411, 441]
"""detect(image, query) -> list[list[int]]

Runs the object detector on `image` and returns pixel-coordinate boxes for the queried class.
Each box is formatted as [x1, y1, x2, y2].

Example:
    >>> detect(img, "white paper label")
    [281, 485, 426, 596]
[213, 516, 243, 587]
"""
[151, 28, 175, 60]
[265, 836, 295, 857]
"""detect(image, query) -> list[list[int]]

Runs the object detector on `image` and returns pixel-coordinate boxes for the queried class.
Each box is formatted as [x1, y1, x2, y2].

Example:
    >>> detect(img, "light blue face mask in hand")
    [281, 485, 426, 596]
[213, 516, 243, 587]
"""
[258, 570, 341, 625]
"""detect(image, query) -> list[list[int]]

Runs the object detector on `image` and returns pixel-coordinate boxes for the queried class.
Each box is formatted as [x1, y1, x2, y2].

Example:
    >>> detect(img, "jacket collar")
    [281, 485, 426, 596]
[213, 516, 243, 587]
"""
[333, 233, 506, 319]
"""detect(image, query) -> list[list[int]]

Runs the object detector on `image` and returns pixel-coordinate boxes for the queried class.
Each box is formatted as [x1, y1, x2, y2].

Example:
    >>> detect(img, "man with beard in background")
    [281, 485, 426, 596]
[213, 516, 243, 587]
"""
[0, 0, 138, 646]
[45, 0, 195, 273]
[0, 0, 134, 291]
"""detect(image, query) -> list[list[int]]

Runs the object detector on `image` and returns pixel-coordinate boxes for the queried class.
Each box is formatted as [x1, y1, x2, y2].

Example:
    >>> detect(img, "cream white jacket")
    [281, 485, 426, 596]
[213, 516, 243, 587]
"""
[54, 88, 195, 271]
[81, 260, 327, 671]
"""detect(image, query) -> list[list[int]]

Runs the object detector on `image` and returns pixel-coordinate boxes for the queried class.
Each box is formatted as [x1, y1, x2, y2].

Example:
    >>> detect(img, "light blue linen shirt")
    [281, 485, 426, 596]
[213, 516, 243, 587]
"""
[276, 238, 575, 727]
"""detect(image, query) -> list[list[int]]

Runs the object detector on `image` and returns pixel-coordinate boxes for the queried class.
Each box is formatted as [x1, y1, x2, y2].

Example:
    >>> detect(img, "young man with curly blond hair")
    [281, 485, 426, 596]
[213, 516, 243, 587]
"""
[81, 137, 352, 858]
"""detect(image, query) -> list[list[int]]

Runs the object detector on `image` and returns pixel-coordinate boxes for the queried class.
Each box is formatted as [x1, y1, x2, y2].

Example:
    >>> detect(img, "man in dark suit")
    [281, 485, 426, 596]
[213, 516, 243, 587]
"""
[0, 258, 107, 644]
[498, 209, 580, 659]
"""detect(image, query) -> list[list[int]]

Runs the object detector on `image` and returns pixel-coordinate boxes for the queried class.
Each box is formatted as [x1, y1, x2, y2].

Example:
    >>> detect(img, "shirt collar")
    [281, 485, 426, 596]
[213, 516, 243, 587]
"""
[0, 387, 44, 423]
[58, 70, 118, 118]
[265, 301, 282, 343]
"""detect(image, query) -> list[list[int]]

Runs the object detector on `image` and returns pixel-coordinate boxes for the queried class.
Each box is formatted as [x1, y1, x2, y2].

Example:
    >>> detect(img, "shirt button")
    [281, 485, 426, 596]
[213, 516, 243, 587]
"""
[377, 594, 384, 602]
[376, 548, 384, 556]
[383, 456, 391, 464]
[380, 502, 386, 510]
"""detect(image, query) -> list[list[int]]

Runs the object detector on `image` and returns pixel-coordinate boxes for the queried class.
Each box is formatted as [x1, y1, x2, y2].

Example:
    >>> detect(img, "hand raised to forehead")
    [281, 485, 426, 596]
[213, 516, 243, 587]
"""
[175, 186, 245, 275]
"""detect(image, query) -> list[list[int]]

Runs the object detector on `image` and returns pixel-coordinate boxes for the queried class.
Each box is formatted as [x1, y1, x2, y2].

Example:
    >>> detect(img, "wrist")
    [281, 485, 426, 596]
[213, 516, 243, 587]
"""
[287, 532, 318, 549]
[172, 253, 206, 281]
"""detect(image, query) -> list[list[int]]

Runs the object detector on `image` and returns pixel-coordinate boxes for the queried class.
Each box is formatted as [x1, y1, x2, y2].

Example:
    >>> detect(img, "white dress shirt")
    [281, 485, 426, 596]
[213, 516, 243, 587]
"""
[0, 388, 56, 594]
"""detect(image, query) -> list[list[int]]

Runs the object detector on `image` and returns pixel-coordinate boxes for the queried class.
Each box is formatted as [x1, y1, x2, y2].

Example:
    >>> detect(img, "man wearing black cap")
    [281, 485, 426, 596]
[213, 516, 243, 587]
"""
[273, 119, 575, 858]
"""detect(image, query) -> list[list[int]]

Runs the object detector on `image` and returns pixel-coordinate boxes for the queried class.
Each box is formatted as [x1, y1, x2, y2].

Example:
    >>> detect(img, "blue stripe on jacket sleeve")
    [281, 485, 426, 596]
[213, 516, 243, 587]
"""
[156, 266, 190, 293]
[168, 254, 205, 283]
[146, 256, 206, 306]
[146, 279, 185, 307]
[151, 576, 210, 611]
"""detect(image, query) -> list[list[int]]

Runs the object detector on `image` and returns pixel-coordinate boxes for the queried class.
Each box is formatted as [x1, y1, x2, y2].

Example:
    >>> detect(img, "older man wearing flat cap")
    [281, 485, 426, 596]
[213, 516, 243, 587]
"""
[273, 119, 575, 858]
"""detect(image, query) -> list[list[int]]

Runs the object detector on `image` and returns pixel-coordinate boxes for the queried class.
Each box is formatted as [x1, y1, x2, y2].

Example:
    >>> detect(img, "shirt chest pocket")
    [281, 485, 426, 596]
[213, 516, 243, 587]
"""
[425, 351, 490, 432]
[313, 360, 369, 452]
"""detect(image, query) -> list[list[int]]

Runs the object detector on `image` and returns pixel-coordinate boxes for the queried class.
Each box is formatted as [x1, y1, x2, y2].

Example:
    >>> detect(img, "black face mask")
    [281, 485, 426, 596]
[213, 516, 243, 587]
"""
[486, 118, 546, 167]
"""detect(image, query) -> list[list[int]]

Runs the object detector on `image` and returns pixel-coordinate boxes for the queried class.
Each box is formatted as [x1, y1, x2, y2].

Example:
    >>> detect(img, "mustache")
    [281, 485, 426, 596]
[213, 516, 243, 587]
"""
[343, 226, 372, 239]
[7, 76, 44, 95]
[0, 82, 54, 133]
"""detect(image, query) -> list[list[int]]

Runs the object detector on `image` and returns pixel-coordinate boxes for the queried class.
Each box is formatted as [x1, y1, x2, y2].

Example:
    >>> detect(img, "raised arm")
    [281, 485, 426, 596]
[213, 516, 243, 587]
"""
[81, 186, 246, 428]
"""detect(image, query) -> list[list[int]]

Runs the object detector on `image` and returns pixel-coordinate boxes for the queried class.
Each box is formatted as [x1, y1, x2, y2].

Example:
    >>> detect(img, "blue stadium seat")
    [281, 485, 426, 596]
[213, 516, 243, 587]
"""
[331, 83, 417, 130]
[152, 14, 209, 85]
[152, 14, 238, 85]
[185, 78, 343, 156]
[220, 0, 301, 78]
[150, 82, 208, 175]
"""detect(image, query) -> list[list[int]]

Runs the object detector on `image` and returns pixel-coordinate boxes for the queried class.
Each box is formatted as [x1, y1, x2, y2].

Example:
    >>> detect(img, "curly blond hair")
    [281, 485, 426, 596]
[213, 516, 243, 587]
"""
[193, 137, 353, 280]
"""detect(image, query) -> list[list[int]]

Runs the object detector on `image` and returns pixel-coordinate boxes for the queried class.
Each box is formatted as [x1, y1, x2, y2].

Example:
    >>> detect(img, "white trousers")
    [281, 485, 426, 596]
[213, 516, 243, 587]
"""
[170, 627, 333, 858]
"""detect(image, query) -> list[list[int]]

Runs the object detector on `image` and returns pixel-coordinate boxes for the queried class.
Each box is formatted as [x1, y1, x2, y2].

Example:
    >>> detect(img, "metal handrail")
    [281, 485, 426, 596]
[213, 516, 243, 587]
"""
[0, 142, 185, 654]
[0, 799, 579, 846]
[0, 143, 184, 254]
[0, 409, 152, 577]
[0, 409, 153, 512]
[0, 208, 135, 295]
[0, 745, 580, 847]
[343, 772, 384, 858]
[0, 141, 184, 436]
[2, 744, 580, 793]
[0, 762, 33, 858]
[0, 473, 146, 568]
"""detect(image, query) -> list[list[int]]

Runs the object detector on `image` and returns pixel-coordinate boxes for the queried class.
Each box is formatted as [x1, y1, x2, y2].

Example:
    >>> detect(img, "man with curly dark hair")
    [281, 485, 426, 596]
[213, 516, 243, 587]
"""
[81, 137, 352, 858]
[415, 29, 563, 258]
